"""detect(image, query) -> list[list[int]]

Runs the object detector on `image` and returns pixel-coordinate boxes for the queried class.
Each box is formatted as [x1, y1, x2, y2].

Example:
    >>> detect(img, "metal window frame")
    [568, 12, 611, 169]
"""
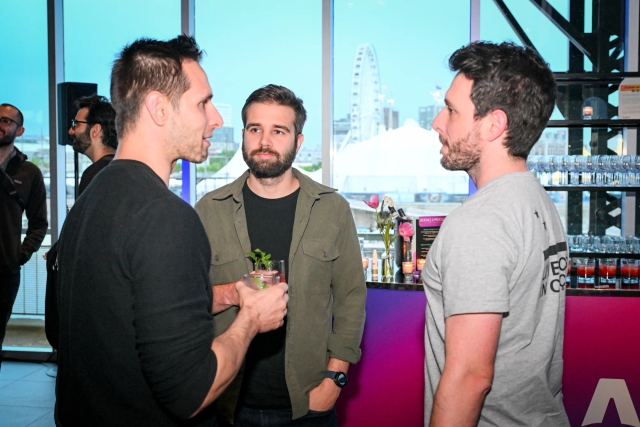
[180, 0, 197, 205]
[48, 0, 65, 242]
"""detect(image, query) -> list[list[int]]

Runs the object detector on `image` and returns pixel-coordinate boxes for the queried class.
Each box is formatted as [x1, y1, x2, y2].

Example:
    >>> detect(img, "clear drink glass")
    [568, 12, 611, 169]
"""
[621, 155, 633, 186]
[634, 156, 640, 187]
[575, 257, 595, 288]
[595, 155, 607, 186]
[621, 259, 639, 289]
[244, 272, 281, 290]
[597, 258, 617, 289]
[573, 155, 586, 186]
[536, 156, 550, 186]
[583, 156, 594, 186]
[607, 155, 621, 186]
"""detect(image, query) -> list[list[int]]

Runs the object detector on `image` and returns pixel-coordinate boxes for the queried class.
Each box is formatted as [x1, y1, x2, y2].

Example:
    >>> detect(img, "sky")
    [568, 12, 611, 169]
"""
[0, 0, 588, 148]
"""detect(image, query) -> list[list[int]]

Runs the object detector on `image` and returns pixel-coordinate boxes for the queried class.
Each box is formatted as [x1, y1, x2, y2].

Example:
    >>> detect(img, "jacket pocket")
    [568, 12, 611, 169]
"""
[210, 249, 243, 285]
[301, 240, 338, 294]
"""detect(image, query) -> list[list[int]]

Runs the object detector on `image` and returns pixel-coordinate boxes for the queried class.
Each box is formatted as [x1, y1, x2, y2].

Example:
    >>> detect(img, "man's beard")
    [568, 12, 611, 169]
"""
[439, 130, 481, 172]
[0, 128, 16, 147]
[72, 128, 91, 154]
[242, 139, 297, 179]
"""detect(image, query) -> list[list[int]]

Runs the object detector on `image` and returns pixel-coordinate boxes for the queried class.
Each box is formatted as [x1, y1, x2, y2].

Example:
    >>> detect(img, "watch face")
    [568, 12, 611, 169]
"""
[336, 372, 347, 387]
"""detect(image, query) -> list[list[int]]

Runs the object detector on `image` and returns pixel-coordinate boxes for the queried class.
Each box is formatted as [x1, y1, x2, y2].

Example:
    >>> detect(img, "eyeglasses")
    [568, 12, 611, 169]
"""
[71, 119, 90, 130]
[0, 116, 22, 127]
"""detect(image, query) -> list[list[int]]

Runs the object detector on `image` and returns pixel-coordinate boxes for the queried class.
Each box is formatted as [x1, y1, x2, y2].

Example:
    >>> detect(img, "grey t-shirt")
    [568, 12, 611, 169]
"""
[423, 172, 570, 427]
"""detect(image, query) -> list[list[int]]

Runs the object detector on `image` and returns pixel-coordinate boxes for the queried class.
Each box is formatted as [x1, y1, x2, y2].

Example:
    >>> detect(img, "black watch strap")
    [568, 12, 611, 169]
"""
[325, 370, 348, 388]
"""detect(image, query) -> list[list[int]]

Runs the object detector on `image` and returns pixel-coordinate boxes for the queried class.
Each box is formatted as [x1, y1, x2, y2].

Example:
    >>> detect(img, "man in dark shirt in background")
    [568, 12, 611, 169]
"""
[56, 35, 289, 426]
[45, 94, 117, 354]
[0, 103, 47, 371]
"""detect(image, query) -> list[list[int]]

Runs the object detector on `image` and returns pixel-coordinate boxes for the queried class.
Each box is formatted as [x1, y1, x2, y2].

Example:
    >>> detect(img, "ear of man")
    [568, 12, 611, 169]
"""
[90, 123, 103, 140]
[295, 133, 304, 154]
[485, 109, 508, 143]
[145, 91, 171, 127]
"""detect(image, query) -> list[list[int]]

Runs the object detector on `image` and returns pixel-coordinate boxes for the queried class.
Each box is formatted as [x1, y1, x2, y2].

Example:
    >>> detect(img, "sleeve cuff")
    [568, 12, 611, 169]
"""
[327, 334, 362, 364]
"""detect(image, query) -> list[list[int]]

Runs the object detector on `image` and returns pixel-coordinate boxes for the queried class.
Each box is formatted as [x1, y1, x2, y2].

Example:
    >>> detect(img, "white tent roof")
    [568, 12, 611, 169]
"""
[332, 119, 467, 194]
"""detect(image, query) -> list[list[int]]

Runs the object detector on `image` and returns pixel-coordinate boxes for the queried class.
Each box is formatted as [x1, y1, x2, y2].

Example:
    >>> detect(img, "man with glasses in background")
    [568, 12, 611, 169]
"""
[68, 95, 118, 194]
[0, 103, 47, 371]
[44, 95, 118, 355]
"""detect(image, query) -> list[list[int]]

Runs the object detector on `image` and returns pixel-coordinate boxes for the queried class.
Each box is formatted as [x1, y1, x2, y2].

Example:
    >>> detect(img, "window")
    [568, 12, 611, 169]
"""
[64, 0, 181, 201]
[480, 0, 629, 236]
[334, 0, 471, 253]
[0, 0, 50, 348]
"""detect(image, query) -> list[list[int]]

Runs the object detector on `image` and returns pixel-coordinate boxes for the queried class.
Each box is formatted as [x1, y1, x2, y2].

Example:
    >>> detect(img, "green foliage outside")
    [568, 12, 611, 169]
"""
[196, 150, 236, 174]
[299, 162, 322, 172]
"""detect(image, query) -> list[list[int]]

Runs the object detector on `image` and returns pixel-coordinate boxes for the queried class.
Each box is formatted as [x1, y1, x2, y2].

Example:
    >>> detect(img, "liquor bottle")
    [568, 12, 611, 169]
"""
[395, 213, 412, 268]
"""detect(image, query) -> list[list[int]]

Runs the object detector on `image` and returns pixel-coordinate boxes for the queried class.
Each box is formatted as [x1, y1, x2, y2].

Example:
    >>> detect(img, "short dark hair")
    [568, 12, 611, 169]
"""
[449, 41, 556, 159]
[0, 103, 24, 126]
[110, 35, 203, 138]
[75, 95, 118, 150]
[241, 84, 307, 136]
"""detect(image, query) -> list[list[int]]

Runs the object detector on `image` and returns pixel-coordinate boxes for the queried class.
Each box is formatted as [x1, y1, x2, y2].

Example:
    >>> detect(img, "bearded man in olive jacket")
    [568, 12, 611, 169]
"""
[195, 84, 366, 426]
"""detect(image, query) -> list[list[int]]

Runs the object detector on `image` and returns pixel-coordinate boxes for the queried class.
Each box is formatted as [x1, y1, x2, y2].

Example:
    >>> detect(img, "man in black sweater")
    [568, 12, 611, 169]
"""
[0, 103, 47, 370]
[45, 95, 118, 352]
[55, 35, 289, 426]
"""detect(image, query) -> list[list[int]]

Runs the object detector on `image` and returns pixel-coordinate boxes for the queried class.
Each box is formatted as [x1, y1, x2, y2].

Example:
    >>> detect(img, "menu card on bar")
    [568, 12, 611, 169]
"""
[416, 216, 446, 261]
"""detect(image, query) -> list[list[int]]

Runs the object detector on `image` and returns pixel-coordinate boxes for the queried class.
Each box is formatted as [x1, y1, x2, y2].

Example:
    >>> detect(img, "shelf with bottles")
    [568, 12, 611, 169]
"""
[544, 186, 640, 192]
[528, 154, 640, 188]
[568, 256, 640, 291]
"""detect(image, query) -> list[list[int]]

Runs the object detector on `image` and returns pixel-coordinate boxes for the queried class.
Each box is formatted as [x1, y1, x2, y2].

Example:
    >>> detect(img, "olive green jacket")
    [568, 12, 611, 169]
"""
[194, 168, 366, 421]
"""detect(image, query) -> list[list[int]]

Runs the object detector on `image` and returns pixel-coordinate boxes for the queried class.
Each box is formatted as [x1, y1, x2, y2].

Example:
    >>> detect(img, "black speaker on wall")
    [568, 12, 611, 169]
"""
[57, 82, 98, 146]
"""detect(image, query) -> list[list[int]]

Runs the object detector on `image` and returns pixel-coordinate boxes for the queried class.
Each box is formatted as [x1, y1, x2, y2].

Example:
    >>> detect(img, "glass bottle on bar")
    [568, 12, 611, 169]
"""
[395, 209, 412, 268]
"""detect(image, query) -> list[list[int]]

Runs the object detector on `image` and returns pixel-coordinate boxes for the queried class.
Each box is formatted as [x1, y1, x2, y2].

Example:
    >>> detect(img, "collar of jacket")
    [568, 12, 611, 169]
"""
[208, 168, 337, 203]
[4, 147, 28, 173]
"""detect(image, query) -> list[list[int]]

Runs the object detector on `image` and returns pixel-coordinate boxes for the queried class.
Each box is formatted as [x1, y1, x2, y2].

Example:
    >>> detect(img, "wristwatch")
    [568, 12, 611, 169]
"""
[325, 370, 348, 388]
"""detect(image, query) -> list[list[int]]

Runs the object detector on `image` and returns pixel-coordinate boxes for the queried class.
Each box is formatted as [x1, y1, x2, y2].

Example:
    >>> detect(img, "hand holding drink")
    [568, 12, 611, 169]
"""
[236, 280, 289, 333]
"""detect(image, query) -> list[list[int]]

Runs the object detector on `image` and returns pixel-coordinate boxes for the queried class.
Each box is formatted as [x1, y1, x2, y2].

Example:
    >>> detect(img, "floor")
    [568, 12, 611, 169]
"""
[0, 361, 56, 427]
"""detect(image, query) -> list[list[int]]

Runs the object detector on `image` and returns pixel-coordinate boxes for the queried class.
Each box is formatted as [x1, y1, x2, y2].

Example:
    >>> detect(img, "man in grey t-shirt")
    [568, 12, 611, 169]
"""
[423, 41, 570, 426]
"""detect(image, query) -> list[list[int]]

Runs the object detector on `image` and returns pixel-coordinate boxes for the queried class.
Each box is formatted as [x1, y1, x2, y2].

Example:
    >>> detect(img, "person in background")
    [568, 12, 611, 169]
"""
[0, 103, 47, 371]
[423, 41, 570, 426]
[69, 94, 118, 194]
[44, 94, 118, 354]
[195, 84, 366, 427]
[55, 35, 288, 426]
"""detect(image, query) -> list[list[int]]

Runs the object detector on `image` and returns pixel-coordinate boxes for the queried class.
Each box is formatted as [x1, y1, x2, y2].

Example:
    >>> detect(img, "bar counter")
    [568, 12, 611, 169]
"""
[335, 278, 640, 427]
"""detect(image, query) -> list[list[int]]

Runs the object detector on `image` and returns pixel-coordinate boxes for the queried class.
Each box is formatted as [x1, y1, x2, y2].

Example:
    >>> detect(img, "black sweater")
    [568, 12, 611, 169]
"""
[56, 160, 217, 426]
[0, 148, 47, 275]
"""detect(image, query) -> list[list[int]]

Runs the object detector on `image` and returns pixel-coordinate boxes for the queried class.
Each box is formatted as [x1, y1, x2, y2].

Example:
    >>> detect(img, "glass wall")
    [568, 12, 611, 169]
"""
[480, 0, 628, 236]
[333, 0, 471, 254]
[0, 0, 50, 348]
[6, 0, 634, 356]
[194, 0, 322, 202]
[3, 0, 181, 353]
[63, 0, 181, 201]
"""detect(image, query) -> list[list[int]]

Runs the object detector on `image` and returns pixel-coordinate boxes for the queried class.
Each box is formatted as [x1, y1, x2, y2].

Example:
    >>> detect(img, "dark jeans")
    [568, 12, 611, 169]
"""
[233, 406, 338, 427]
[0, 271, 21, 367]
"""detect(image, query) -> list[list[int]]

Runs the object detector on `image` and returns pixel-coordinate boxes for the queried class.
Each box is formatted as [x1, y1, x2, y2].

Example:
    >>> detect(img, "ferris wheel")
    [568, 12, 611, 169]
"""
[350, 43, 381, 144]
